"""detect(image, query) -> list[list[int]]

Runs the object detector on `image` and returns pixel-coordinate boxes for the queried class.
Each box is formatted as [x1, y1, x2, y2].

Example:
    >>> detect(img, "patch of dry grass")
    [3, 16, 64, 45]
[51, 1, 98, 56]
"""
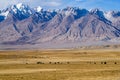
[0, 49, 120, 80]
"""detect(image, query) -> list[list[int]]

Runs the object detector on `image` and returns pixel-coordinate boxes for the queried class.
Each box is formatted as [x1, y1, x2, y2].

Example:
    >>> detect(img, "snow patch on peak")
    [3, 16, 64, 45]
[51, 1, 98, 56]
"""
[34, 6, 42, 12]
[15, 3, 30, 12]
[104, 11, 113, 19]
[104, 11, 119, 22]
[16, 3, 24, 9]
[90, 8, 100, 12]
[36, 6, 42, 12]
[0, 11, 9, 18]
[90, 8, 104, 15]
[61, 7, 78, 16]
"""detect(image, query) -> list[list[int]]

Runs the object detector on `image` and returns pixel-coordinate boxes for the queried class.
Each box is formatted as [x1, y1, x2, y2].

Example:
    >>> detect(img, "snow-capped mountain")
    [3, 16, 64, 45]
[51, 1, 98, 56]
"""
[0, 3, 33, 21]
[0, 3, 120, 47]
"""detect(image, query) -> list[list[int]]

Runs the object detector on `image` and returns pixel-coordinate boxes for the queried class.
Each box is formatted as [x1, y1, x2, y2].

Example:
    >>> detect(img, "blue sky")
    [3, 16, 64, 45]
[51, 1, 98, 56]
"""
[0, 0, 119, 11]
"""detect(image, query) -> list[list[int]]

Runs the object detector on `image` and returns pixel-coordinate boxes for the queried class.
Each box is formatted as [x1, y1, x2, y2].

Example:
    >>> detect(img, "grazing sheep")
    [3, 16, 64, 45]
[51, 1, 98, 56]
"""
[49, 62, 52, 64]
[67, 62, 70, 64]
[104, 62, 107, 64]
[101, 62, 107, 64]
[101, 62, 103, 64]
[54, 62, 57, 64]
[114, 62, 117, 64]
[37, 62, 44, 64]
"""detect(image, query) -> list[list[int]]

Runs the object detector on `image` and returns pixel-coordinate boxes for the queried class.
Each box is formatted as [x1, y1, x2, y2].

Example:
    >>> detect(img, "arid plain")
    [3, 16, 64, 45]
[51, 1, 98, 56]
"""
[0, 48, 120, 80]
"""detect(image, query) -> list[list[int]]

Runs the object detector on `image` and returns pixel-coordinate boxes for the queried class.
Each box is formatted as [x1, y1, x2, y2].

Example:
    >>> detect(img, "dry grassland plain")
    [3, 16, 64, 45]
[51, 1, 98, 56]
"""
[0, 49, 120, 80]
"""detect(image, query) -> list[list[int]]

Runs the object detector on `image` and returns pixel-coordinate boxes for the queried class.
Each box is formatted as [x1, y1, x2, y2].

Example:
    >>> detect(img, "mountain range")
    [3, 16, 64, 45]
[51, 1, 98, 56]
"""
[0, 3, 120, 49]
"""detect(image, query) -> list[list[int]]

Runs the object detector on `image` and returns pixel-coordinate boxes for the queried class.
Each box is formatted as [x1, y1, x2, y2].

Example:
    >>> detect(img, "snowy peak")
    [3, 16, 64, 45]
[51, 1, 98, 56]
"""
[0, 3, 119, 23]
[0, 3, 33, 20]
[110, 11, 120, 17]
[11, 3, 30, 11]
[90, 8, 100, 13]
[8, 3, 33, 20]
[0, 10, 9, 21]
[104, 11, 120, 22]
[34, 6, 42, 12]
[0, 11, 9, 17]
[59, 7, 88, 19]
[16, 3, 25, 10]
[11, 3, 32, 14]
[90, 8, 104, 16]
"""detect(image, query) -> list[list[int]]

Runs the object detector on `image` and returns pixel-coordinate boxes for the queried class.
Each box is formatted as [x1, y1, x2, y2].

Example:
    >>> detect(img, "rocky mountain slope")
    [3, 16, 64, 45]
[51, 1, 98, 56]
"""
[0, 3, 120, 46]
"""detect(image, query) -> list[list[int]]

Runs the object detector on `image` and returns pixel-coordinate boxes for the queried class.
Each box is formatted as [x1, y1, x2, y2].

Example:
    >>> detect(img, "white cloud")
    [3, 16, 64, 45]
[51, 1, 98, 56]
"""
[43, 1, 61, 7]
[76, 0, 82, 1]
[0, 0, 62, 10]
[75, 0, 84, 2]
[27, 0, 62, 9]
